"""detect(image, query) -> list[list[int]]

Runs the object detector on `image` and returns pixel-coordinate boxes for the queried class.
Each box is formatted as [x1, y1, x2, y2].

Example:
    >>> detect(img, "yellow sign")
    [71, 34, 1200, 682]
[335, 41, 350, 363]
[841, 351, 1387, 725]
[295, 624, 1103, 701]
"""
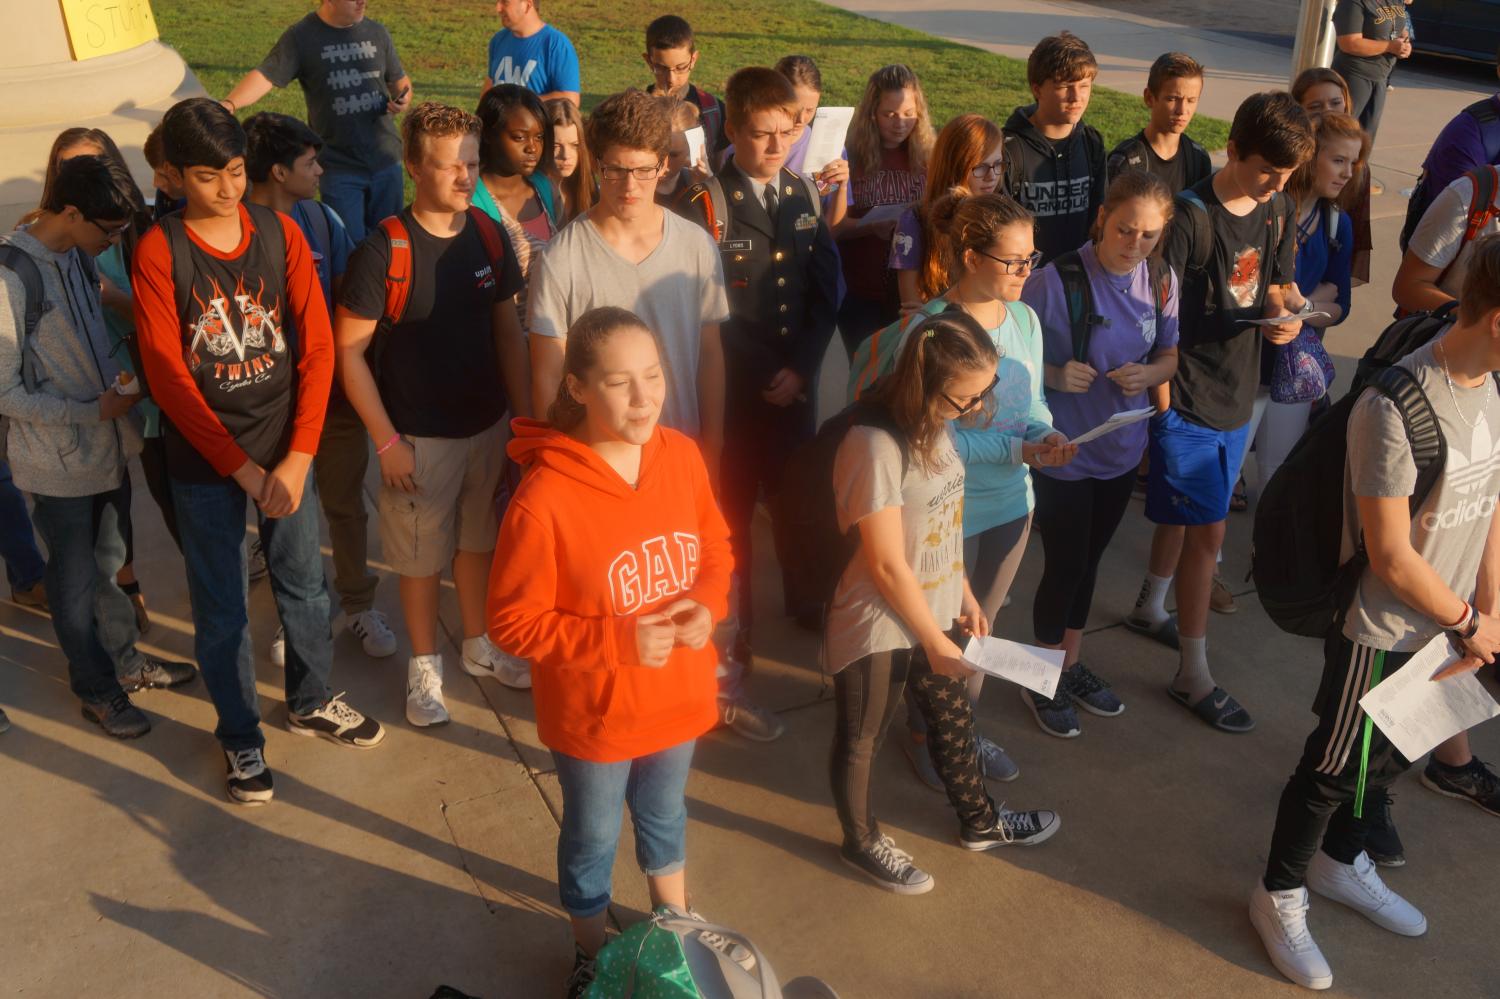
[58, 0, 160, 61]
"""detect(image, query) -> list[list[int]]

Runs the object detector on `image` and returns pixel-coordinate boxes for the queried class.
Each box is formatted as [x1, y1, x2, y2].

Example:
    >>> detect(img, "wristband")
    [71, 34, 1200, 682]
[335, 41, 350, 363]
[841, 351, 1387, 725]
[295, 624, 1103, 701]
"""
[1446, 601, 1479, 642]
[223, 98, 236, 113]
[376, 433, 402, 456]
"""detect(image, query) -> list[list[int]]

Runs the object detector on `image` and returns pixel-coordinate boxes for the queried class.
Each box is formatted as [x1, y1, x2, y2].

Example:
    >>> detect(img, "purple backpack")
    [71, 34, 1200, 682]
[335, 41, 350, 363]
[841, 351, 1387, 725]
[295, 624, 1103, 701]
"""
[1269, 328, 1335, 404]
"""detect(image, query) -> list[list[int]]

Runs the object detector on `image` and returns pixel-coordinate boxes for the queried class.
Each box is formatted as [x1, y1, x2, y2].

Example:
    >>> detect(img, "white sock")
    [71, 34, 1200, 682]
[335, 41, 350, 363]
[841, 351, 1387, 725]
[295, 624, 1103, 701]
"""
[1173, 635, 1215, 703]
[461, 636, 491, 661]
[1133, 573, 1172, 623]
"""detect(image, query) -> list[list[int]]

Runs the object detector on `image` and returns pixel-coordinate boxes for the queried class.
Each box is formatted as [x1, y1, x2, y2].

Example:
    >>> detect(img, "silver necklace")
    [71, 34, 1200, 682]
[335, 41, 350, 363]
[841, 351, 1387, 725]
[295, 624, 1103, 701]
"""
[1436, 340, 1490, 430]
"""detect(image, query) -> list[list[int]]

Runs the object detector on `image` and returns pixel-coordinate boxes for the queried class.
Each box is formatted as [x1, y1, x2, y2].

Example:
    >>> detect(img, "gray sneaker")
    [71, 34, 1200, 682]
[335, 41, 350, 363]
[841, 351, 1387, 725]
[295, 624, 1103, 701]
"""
[81, 692, 150, 739]
[977, 734, 1020, 782]
[900, 728, 944, 792]
[718, 695, 784, 742]
[120, 654, 198, 692]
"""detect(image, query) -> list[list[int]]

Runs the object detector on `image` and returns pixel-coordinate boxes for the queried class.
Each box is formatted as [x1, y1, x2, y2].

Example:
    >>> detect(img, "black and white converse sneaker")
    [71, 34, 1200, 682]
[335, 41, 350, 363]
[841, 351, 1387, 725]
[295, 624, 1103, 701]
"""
[960, 806, 1061, 850]
[564, 945, 597, 999]
[120, 654, 198, 692]
[286, 692, 385, 748]
[225, 747, 274, 805]
[839, 834, 935, 894]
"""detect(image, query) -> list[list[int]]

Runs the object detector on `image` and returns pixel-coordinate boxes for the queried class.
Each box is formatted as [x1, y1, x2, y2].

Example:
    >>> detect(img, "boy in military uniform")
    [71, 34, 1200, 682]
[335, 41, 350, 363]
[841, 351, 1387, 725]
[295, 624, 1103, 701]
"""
[676, 67, 840, 739]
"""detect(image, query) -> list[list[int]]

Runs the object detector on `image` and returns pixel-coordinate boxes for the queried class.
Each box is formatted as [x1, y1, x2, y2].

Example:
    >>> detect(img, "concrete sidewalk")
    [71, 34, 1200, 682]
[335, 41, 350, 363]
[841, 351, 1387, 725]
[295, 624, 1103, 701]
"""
[4, 5, 1500, 998]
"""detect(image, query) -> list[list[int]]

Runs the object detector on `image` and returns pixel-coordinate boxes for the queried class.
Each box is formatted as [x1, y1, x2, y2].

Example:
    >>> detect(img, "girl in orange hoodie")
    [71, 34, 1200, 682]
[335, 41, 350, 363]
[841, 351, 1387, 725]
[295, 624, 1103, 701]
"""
[487, 306, 732, 996]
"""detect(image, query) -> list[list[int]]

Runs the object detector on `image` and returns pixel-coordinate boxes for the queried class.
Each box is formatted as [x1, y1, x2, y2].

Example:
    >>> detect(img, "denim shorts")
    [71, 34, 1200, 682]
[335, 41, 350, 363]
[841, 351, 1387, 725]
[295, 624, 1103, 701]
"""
[1145, 408, 1251, 526]
[551, 740, 696, 917]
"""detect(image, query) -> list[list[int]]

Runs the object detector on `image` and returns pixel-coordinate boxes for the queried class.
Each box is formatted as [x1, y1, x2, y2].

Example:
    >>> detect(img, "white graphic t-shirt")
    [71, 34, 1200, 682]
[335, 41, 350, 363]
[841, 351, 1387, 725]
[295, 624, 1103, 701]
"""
[1343, 341, 1500, 651]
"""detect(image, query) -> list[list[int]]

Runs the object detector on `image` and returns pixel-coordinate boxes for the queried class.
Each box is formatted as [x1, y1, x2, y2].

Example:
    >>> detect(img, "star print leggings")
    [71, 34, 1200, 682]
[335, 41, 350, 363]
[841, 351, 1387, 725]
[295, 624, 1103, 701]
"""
[831, 643, 999, 848]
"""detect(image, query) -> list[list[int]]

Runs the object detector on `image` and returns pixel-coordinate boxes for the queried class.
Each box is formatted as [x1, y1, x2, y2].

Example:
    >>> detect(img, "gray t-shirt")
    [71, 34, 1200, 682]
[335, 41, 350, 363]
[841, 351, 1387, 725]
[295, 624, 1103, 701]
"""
[528, 211, 729, 435]
[1407, 173, 1500, 300]
[825, 425, 967, 673]
[257, 13, 406, 172]
[1342, 342, 1500, 651]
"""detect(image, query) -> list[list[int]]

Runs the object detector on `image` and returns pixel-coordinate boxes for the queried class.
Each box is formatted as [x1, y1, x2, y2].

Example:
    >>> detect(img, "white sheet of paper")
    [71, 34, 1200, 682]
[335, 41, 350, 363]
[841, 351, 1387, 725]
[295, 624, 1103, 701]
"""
[962, 636, 1064, 698]
[1066, 407, 1155, 446]
[1358, 635, 1500, 761]
[856, 202, 908, 227]
[803, 106, 854, 176]
[682, 126, 707, 173]
[1237, 312, 1332, 327]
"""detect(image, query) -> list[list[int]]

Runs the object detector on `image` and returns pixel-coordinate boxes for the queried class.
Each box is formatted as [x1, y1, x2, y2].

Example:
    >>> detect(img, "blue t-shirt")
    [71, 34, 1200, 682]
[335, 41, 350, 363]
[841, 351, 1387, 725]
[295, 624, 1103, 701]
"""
[487, 24, 580, 95]
[293, 199, 356, 309]
[1259, 203, 1353, 385]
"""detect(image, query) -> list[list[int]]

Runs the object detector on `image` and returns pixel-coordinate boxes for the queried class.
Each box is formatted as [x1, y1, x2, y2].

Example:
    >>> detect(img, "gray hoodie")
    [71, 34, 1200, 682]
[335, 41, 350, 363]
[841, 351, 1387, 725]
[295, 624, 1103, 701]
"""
[0, 229, 142, 498]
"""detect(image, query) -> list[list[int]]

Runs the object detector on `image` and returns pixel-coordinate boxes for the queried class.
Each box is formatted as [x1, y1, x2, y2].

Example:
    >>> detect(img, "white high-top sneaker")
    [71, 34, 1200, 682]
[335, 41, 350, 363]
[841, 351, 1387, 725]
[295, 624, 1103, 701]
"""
[1249, 883, 1334, 990]
[1307, 849, 1428, 936]
[406, 654, 449, 727]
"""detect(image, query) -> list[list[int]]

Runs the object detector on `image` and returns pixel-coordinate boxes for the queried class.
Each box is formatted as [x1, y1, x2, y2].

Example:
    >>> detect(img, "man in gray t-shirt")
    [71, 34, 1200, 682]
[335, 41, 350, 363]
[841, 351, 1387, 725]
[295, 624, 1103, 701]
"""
[221, 1, 414, 243]
[1250, 237, 1500, 992]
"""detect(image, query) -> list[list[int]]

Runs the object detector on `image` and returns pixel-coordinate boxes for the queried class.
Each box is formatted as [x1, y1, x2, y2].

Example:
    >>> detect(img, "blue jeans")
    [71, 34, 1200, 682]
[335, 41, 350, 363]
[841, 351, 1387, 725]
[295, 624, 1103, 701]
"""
[319, 163, 404, 245]
[170, 470, 332, 751]
[0, 459, 45, 589]
[30, 479, 142, 702]
[551, 740, 696, 918]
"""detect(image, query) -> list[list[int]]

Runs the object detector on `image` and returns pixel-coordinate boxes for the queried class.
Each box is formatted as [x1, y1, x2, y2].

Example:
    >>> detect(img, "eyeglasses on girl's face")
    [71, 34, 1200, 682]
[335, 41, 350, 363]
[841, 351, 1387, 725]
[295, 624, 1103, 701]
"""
[974, 248, 1042, 275]
[942, 373, 999, 416]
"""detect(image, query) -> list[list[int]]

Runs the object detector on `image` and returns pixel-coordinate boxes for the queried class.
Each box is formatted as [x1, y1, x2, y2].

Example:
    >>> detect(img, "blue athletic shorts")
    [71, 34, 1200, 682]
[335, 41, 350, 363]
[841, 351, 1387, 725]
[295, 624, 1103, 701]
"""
[1144, 408, 1251, 526]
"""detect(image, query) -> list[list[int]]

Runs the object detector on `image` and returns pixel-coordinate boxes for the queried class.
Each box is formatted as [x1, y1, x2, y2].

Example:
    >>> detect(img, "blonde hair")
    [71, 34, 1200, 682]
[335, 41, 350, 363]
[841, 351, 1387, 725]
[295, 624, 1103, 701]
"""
[1089, 170, 1175, 243]
[847, 64, 935, 177]
[402, 102, 480, 165]
[549, 307, 664, 430]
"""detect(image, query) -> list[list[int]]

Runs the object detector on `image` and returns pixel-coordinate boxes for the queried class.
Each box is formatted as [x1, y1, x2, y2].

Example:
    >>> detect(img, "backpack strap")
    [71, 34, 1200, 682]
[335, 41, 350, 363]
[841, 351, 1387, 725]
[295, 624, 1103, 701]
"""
[1051, 249, 1099, 363]
[1146, 255, 1173, 337]
[1000, 133, 1024, 202]
[0, 244, 48, 393]
[377, 214, 413, 325]
[161, 214, 197, 325]
[1465, 96, 1500, 164]
[682, 177, 730, 242]
[1368, 364, 1447, 515]
[466, 205, 511, 279]
[1176, 188, 1215, 277]
[1437, 165, 1499, 289]
[796, 172, 823, 220]
[242, 202, 286, 277]
[301, 199, 333, 261]
[1322, 200, 1344, 258]
[529, 173, 558, 227]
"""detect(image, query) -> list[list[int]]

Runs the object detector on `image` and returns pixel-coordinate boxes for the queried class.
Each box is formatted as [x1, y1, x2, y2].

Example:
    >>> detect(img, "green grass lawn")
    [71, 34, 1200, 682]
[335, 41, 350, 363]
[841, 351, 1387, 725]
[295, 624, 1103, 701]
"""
[154, 0, 1229, 152]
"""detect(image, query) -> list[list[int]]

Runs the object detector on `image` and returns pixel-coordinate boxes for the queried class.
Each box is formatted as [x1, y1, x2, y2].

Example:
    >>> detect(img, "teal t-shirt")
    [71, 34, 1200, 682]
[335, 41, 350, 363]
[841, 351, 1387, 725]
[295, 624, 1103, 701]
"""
[96, 243, 161, 438]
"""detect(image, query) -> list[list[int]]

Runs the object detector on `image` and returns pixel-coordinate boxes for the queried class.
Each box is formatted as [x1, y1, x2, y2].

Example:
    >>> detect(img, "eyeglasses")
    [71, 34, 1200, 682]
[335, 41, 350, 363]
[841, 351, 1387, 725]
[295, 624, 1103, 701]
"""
[85, 217, 130, 242]
[970, 161, 1004, 179]
[599, 162, 664, 183]
[942, 373, 1000, 417]
[648, 60, 693, 76]
[975, 248, 1042, 275]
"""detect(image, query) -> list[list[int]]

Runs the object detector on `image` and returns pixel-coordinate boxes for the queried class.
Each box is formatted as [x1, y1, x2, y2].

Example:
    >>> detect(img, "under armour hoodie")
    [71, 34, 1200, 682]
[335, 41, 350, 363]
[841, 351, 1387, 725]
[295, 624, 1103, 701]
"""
[1001, 106, 1106, 265]
[488, 418, 733, 763]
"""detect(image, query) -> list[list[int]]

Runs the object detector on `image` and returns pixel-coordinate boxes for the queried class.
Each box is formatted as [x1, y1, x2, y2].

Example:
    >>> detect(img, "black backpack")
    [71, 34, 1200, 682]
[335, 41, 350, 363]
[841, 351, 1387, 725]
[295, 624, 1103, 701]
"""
[769, 400, 907, 623]
[1051, 249, 1174, 363]
[1251, 302, 1466, 638]
[1106, 133, 1212, 189]
[1399, 96, 1500, 252]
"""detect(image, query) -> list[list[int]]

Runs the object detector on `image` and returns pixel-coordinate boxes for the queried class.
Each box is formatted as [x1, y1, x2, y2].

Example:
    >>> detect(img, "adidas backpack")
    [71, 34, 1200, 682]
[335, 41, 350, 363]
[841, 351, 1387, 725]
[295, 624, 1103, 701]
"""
[1252, 302, 1469, 638]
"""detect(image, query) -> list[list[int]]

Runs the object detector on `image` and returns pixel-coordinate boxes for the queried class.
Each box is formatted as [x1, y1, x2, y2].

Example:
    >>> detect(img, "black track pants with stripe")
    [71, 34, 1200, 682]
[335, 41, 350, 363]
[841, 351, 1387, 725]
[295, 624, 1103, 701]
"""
[1263, 632, 1415, 891]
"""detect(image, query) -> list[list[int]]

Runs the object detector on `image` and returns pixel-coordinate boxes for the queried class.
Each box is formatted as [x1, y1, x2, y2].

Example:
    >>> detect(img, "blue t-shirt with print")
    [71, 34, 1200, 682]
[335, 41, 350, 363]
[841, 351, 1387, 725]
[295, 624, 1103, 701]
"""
[487, 25, 580, 95]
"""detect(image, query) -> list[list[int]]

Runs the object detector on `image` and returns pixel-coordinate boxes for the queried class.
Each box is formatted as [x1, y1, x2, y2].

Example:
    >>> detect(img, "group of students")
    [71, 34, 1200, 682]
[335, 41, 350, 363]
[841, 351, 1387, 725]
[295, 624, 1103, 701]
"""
[4, 0, 1500, 993]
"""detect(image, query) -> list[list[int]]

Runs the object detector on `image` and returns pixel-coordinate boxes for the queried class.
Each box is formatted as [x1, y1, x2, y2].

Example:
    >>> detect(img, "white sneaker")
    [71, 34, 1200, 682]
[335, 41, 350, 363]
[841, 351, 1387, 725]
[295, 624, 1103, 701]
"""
[1306, 850, 1427, 936]
[342, 609, 398, 658]
[1248, 883, 1333, 990]
[269, 626, 286, 668]
[405, 655, 449, 728]
[461, 635, 532, 689]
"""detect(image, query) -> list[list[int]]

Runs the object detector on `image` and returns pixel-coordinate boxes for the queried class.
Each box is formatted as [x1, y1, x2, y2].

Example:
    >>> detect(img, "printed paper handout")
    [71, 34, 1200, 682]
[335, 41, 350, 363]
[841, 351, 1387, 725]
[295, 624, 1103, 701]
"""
[962, 636, 1064, 698]
[1358, 634, 1500, 761]
[682, 126, 707, 173]
[1237, 312, 1333, 327]
[1066, 407, 1155, 446]
[855, 202, 908, 228]
[803, 106, 854, 176]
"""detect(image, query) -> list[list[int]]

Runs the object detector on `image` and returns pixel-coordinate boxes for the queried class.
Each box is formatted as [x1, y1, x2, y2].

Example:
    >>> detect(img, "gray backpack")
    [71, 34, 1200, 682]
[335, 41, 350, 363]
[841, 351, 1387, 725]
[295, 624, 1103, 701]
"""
[0, 239, 50, 463]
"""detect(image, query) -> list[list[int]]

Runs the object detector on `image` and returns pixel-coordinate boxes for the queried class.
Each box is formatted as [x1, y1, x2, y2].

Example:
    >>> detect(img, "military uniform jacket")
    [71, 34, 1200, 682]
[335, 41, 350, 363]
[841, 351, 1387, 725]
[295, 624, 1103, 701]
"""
[678, 161, 841, 388]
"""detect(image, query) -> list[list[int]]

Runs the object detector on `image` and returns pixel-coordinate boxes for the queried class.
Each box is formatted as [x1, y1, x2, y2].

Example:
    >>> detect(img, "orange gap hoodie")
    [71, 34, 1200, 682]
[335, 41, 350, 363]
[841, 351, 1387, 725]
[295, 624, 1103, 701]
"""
[488, 418, 733, 763]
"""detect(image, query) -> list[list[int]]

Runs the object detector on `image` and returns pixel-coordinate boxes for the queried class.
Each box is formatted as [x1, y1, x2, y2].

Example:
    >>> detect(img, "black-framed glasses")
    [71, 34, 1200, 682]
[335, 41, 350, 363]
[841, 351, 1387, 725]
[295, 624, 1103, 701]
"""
[970, 161, 1004, 179]
[599, 161, 664, 183]
[943, 373, 1000, 417]
[648, 59, 693, 77]
[86, 217, 130, 242]
[975, 248, 1041, 275]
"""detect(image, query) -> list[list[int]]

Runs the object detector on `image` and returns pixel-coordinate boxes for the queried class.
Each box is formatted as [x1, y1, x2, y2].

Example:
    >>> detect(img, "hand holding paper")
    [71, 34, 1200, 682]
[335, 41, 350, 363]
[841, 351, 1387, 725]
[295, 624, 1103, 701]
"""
[804, 106, 854, 176]
[1358, 635, 1500, 761]
[963, 636, 1064, 698]
[1066, 407, 1155, 446]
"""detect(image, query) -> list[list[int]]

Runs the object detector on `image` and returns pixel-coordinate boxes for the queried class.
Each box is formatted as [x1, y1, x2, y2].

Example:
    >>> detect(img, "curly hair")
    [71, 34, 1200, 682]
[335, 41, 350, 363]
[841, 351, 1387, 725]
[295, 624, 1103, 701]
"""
[402, 102, 480, 165]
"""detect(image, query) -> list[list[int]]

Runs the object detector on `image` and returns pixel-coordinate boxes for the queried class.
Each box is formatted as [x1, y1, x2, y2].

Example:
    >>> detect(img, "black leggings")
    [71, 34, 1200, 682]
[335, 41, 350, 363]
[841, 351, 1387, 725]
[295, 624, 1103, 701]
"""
[1031, 469, 1136, 645]
[831, 646, 997, 848]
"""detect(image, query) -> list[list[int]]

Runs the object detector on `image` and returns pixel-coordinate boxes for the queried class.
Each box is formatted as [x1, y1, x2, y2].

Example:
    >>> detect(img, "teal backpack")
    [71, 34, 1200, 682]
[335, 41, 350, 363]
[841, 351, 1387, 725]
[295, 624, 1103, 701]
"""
[845, 298, 1032, 404]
